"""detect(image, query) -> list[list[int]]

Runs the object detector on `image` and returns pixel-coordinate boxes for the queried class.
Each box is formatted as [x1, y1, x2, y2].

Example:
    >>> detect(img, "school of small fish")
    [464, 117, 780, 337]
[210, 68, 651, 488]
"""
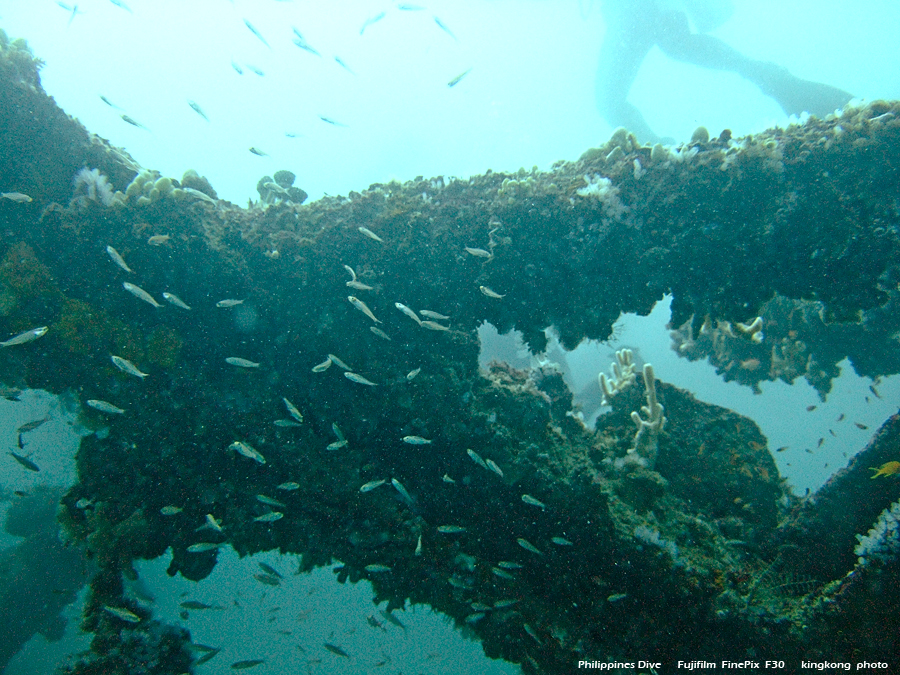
[9, 7, 881, 669]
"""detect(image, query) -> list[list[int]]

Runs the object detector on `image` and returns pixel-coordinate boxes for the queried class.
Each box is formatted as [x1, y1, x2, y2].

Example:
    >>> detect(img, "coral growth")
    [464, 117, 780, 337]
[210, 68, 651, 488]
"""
[71, 167, 117, 207]
[855, 499, 900, 568]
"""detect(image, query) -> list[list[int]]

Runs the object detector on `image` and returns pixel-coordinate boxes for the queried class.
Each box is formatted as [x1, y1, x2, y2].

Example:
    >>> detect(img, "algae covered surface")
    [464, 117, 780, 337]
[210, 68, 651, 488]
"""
[2, 30, 900, 675]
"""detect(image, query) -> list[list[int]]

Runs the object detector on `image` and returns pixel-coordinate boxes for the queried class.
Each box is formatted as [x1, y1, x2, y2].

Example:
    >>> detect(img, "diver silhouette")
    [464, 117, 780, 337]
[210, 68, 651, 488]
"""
[596, 0, 853, 143]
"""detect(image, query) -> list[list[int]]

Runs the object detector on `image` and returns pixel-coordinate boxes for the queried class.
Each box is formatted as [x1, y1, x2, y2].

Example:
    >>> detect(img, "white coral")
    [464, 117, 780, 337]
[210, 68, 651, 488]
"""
[72, 167, 116, 207]
[855, 500, 900, 568]
[598, 348, 637, 406]
[576, 173, 628, 219]
[627, 364, 666, 469]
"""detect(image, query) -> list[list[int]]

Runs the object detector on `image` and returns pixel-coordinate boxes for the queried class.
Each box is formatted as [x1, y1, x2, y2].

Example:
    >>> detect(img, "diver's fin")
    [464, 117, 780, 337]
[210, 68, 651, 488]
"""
[751, 62, 852, 118]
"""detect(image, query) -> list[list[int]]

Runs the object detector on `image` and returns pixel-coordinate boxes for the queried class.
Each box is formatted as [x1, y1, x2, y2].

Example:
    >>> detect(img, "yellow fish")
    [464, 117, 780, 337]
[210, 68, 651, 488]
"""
[870, 461, 900, 478]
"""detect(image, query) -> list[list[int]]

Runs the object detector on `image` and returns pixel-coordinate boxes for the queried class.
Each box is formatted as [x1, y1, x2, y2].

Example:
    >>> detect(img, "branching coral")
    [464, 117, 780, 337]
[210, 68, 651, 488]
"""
[627, 363, 666, 469]
[855, 499, 900, 568]
[71, 167, 117, 207]
[598, 348, 637, 405]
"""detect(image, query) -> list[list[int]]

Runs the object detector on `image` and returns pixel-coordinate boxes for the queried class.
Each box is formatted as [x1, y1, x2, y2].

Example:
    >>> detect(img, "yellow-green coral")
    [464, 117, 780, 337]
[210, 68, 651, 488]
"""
[0, 242, 58, 301]
[146, 326, 183, 368]
[55, 298, 142, 358]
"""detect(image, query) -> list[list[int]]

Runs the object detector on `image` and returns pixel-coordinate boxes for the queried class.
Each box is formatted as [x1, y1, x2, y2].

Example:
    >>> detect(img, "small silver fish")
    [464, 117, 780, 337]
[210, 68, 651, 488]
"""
[162, 292, 191, 310]
[100, 94, 122, 108]
[391, 478, 414, 505]
[447, 68, 472, 88]
[370, 326, 392, 341]
[523, 623, 542, 644]
[231, 60, 244, 75]
[551, 537, 573, 546]
[521, 494, 546, 510]
[187, 542, 220, 553]
[465, 612, 485, 624]
[254, 511, 283, 523]
[106, 245, 133, 273]
[245, 64, 265, 76]
[0, 326, 48, 347]
[402, 435, 431, 445]
[479, 285, 505, 299]
[492, 567, 515, 580]
[420, 320, 449, 331]
[204, 514, 224, 532]
[332, 423, 346, 442]
[109, 0, 132, 13]
[345, 372, 377, 386]
[517, 537, 544, 555]
[319, 116, 348, 127]
[365, 564, 391, 573]
[188, 100, 209, 121]
[160, 506, 183, 516]
[312, 357, 333, 372]
[103, 605, 140, 623]
[86, 399, 125, 414]
[347, 280, 374, 291]
[394, 302, 421, 325]
[497, 561, 522, 569]
[485, 459, 504, 478]
[348, 296, 381, 323]
[292, 38, 321, 57]
[358, 226, 383, 242]
[334, 56, 355, 74]
[120, 114, 146, 129]
[434, 16, 458, 41]
[327, 440, 348, 450]
[111, 355, 148, 379]
[442, 473, 456, 484]
[328, 353, 352, 370]
[360, 479, 386, 493]
[243, 19, 271, 48]
[123, 282, 162, 308]
[226, 357, 260, 368]
[466, 448, 488, 469]
[359, 11, 386, 35]
[465, 246, 492, 258]
[229, 440, 266, 464]
[274, 419, 302, 428]
[282, 397, 303, 423]
[277, 482, 300, 491]
[147, 234, 171, 246]
[437, 525, 466, 534]
[415, 534, 423, 556]
[406, 368, 421, 380]
[1, 191, 33, 203]
[256, 494, 287, 508]
[249, 147, 268, 156]
[419, 310, 449, 320]
[9, 451, 39, 472]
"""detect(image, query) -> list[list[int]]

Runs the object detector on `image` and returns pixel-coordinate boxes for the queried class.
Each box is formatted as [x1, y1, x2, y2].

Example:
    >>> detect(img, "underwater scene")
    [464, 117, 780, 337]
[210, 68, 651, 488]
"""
[1, 1, 900, 673]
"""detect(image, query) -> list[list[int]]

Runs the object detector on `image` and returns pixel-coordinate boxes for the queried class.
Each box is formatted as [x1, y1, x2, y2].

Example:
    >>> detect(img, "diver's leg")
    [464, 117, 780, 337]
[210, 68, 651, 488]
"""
[656, 11, 852, 117]
[595, 8, 660, 143]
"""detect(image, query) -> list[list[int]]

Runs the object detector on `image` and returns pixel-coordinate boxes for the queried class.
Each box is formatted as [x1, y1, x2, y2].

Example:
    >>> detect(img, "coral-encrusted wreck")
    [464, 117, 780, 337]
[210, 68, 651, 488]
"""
[1, 30, 899, 674]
